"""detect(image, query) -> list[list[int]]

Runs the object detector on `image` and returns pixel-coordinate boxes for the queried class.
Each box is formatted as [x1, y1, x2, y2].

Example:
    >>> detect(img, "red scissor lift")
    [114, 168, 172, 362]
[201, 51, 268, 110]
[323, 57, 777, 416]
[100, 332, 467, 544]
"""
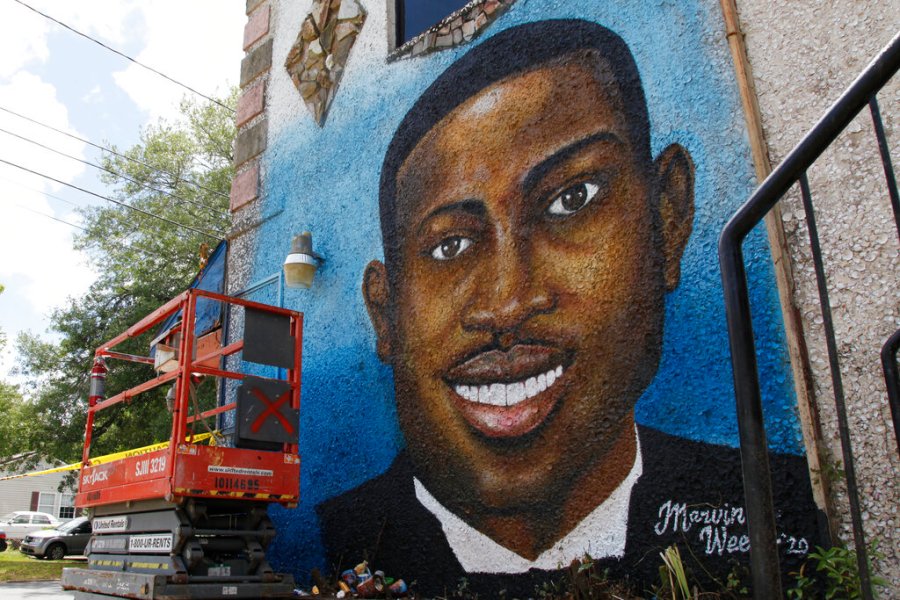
[63, 289, 302, 600]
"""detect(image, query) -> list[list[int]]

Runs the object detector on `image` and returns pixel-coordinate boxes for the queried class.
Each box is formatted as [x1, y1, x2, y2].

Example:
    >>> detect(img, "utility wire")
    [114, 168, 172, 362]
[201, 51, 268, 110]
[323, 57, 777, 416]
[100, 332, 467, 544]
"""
[3, 198, 87, 231]
[0, 174, 151, 255]
[0, 104, 232, 202]
[0, 174, 79, 207]
[5, 199, 203, 273]
[0, 126, 228, 227]
[1, 186, 207, 266]
[0, 157, 222, 241]
[10, 0, 234, 114]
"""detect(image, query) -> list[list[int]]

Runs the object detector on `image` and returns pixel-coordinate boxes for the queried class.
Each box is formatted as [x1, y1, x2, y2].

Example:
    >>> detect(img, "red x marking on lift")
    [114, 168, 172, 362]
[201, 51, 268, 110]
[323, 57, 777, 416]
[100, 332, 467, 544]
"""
[250, 388, 295, 434]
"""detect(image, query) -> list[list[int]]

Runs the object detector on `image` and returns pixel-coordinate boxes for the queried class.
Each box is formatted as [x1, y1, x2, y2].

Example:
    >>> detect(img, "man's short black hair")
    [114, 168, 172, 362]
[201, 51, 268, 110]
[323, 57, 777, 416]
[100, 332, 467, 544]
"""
[379, 19, 652, 267]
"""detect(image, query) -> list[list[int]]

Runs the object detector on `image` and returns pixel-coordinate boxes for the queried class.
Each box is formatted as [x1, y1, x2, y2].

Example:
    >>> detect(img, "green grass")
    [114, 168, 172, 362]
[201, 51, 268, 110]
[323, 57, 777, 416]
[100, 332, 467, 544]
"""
[0, 546, 82, 582]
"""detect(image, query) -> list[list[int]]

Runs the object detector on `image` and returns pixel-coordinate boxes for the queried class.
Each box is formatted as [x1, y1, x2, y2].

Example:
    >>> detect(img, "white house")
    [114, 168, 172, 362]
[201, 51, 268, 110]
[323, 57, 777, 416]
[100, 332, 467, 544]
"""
[0, 454, 77, 521]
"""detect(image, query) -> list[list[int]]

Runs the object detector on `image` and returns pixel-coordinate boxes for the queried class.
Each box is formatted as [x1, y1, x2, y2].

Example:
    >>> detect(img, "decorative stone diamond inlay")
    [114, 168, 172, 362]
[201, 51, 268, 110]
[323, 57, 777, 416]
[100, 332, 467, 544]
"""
[284, 0, 366, 126]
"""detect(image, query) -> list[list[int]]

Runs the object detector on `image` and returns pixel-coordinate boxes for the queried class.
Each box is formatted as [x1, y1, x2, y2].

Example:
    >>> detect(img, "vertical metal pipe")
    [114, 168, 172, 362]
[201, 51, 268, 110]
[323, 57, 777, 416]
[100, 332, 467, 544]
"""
[880, 329, 900, 457]
[798, 174, 873, 599]
[869, 97, 900, 239]
[719, 232, 783, 599]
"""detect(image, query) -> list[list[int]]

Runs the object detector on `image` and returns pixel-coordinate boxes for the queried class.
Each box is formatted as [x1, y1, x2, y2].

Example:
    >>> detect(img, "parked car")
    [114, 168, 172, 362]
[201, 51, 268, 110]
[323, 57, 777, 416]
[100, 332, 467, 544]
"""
[0, 511, 61, 541]
[20, 516, 91, 560]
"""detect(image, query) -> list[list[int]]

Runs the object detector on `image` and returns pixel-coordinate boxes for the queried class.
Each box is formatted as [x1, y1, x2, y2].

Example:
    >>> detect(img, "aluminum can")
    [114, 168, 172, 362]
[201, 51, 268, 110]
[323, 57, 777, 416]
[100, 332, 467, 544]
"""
[389, 579, 409, 596]
[340, 569, 358, 589]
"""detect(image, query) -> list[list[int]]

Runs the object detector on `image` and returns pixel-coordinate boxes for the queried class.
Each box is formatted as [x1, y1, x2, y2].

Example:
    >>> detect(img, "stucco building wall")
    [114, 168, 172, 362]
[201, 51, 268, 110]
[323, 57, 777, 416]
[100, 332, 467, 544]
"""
[737, 0, 899, 589]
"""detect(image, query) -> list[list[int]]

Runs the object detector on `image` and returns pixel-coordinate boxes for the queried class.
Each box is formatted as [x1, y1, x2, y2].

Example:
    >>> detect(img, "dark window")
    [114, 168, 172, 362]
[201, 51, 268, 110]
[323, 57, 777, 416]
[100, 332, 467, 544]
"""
[59, 494, 75, 520]
[396, 0, 470, 45]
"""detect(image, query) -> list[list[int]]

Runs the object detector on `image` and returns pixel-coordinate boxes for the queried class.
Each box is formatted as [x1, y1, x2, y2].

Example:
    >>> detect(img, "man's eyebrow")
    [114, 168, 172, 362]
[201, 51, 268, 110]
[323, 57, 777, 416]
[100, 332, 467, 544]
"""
[522, 131, 623, 195]
[415, 200, 486, 235]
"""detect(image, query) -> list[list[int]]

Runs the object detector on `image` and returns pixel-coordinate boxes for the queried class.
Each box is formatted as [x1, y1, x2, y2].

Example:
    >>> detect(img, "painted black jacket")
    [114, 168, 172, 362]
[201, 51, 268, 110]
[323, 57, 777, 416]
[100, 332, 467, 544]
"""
[317, 426, 823, 598]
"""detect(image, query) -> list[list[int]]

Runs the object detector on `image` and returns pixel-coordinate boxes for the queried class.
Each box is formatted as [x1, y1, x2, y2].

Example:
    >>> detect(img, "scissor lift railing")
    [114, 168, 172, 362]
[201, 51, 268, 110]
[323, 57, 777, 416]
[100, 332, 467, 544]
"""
[76, 288, 303, 510]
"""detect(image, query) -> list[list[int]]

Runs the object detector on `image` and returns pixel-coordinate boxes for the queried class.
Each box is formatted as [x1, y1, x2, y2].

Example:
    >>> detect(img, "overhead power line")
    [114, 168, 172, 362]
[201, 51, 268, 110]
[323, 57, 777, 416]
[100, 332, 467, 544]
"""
[0, 104, 232, 202]
[10, 0, 234, 114]
[0, 174, 79, 207]
[0, 126, 228, 226]
[0, 157, 222, 241]
[0, 183, 209, 266]
[2, 197, 87, 231]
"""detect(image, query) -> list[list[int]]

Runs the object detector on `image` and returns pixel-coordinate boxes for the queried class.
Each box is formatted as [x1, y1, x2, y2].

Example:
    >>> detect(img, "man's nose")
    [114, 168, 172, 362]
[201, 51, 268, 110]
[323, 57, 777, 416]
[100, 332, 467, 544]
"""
[461, 241, 555, 336]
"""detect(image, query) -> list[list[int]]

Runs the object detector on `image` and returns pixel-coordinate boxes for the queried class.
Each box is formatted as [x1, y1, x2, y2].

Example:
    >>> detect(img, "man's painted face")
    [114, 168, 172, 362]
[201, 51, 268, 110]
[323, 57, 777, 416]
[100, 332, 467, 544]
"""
[365, 55, 694, 515]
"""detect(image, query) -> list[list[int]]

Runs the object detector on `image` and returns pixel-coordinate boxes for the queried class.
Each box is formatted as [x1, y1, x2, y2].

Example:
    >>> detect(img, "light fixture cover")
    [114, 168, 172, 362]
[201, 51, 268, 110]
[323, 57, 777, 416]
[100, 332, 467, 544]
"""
[284, 232, 323, 289]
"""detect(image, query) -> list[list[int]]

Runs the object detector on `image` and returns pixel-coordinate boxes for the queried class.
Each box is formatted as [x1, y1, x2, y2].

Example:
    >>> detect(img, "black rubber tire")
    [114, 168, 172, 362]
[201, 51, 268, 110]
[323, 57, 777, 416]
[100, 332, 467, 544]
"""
[46, 543, 66, 561]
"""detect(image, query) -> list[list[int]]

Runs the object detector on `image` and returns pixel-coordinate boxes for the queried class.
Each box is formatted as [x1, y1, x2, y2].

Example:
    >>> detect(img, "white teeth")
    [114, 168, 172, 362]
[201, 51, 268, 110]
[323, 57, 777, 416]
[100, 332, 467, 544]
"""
[488, 383, 505, 406]
[454, 365, 564, 407]
[456, 384, 478, 402]
[507, 382, 526, 405]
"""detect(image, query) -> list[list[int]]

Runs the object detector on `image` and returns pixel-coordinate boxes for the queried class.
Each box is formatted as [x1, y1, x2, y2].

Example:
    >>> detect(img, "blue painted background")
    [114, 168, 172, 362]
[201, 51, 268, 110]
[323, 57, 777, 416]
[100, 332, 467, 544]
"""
[248, 0, 805, 575]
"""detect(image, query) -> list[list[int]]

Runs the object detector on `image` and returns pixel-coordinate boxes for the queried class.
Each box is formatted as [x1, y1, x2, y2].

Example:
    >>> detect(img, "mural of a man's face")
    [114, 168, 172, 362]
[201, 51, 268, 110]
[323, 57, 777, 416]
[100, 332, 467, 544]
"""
[365, 49, 694, 549]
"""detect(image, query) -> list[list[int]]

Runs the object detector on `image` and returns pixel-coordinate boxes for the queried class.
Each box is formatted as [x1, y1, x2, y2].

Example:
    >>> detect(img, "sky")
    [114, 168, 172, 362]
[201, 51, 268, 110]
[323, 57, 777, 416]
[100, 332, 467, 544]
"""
[0, 1, 245, 381]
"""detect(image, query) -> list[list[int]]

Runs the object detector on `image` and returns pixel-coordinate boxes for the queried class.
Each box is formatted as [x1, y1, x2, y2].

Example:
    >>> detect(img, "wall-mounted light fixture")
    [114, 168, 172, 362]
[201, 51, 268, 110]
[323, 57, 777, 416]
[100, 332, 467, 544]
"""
[283, 232, 324, 289]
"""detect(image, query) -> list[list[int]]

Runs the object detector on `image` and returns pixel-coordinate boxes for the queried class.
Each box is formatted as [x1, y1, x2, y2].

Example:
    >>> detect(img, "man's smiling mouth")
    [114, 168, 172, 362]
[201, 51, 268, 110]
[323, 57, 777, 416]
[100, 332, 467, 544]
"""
[444, 344, 568, 438]
[453, 365, 564, 407]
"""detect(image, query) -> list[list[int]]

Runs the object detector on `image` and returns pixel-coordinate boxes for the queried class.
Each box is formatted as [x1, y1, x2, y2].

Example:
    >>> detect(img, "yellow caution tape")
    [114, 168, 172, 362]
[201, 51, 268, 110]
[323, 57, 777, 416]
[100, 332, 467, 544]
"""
[0, 432, 216, 481]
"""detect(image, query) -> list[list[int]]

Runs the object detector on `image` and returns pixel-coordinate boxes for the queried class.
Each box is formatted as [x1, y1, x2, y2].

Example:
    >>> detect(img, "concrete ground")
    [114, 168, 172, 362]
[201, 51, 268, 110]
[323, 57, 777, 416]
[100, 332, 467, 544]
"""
[0, 581, 73, 600]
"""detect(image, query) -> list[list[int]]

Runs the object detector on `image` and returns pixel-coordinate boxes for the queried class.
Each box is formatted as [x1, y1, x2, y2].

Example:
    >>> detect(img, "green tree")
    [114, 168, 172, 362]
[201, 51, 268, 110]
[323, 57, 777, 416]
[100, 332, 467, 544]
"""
[13, 91, 236, 464]
[0, 283, 30, 460]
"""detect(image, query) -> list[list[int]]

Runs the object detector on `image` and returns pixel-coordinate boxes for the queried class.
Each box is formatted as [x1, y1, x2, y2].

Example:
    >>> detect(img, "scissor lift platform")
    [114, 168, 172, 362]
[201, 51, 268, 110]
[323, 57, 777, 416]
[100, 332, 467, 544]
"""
[62, 289, 303, 599]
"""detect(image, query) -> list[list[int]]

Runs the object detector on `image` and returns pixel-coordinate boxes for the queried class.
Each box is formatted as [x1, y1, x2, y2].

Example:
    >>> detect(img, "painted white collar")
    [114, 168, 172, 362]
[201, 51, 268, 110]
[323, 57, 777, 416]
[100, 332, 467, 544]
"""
[413, 427, 643, 574]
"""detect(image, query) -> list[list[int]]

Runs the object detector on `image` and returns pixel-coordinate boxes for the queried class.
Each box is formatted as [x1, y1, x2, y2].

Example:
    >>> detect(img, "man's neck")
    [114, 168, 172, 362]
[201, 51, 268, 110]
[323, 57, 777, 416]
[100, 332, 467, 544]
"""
[446, 419, 639, 560]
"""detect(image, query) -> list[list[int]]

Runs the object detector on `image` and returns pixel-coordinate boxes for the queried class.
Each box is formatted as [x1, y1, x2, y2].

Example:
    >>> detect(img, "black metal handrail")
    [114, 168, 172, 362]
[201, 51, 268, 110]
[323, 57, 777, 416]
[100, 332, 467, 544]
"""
[881, 328, 900, 458]
[718, 30, 900, 600]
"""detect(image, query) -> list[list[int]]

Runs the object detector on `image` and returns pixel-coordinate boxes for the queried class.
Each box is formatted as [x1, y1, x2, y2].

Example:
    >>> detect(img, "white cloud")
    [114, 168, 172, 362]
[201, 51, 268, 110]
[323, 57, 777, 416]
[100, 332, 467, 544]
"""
[112, 1, 244, 122]
[47, 1, 138, 46]
[0, 1, 139, 78]
[0, 73, 87, 186]
[0, 72, 96, 341]
[0, 2, 50, 78]
[82, 84, 103, 104]
[0, 1, 122, 380]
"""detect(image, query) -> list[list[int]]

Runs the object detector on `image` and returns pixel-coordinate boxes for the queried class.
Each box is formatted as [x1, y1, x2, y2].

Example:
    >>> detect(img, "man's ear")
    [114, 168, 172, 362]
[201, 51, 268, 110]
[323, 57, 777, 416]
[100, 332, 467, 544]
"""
[654, 144, 695, 291]
[363, 260, 396, 362]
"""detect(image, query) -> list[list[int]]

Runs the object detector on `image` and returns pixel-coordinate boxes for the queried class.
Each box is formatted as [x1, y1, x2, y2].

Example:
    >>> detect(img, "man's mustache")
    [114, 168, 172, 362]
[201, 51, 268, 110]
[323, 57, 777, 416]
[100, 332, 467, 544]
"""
[445, 343, 569, 384]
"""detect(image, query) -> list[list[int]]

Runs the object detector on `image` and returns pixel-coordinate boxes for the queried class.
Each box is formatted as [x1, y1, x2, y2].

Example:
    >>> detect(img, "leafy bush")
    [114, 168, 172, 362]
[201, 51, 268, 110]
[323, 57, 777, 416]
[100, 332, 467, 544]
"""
[787, 541, 888, 600]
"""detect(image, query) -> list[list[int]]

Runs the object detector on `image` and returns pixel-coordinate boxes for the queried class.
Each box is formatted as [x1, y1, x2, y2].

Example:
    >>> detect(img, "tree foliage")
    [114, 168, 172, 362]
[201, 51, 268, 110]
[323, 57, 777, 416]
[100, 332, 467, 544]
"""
[13, 91, 236, 465]
[0, 283, 30, 460]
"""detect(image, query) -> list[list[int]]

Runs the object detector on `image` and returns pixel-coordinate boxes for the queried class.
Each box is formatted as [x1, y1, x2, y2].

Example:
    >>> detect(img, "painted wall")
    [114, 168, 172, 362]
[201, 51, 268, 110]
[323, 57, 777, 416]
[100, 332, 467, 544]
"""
[229, 0, 826, 594]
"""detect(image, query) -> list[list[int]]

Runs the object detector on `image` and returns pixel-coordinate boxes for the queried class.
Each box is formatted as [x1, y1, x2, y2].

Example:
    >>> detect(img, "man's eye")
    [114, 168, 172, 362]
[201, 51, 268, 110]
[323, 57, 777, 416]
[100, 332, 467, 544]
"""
[430, 236, 472, 260]
[546, 182, 601, 216]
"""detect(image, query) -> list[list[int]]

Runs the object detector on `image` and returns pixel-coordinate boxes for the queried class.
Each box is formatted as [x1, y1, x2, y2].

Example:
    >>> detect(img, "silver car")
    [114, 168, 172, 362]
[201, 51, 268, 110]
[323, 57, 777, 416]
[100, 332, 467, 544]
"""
[20, 516, 92, 560]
